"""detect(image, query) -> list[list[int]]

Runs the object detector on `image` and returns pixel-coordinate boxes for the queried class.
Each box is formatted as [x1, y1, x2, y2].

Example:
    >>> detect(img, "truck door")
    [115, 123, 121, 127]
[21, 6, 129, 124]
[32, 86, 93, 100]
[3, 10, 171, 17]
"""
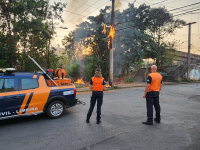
[18, 76, 50, 115]
[0, 78, 23, 118]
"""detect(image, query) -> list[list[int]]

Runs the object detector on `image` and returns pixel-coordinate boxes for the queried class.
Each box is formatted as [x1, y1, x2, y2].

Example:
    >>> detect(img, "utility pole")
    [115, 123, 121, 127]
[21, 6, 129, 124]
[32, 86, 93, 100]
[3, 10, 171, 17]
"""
[186, 22, 197, 79]
[181, 42, 184, 61]
[109, 0, 115, 87]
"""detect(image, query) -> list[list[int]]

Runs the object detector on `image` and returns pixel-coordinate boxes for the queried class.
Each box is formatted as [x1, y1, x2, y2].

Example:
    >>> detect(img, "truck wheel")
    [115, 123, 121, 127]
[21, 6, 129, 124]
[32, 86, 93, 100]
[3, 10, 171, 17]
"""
[47, 100, 65, 119]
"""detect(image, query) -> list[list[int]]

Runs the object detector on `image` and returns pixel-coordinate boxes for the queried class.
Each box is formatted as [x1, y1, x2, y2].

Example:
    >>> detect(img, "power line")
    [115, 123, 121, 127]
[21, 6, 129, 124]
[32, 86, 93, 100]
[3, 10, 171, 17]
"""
[115, 9, 198, 32]
[169, 2, 200, 12]
[59, 1, 199, 31]
[173, 9, 200, 17]
[63, 0, 101, 22]
[151, 0, 169, 6]
[64, 0, 171, 27]
[115, 0, 136, 26]
[63, 0, 110, 26]
[115, 1, 200, 25]
[63, 0, 90, 21]
[63, 10, 89, 18]
[171, 6, 200, 15]
[116, 5, 200, 25]
[73, 0, 101, 6]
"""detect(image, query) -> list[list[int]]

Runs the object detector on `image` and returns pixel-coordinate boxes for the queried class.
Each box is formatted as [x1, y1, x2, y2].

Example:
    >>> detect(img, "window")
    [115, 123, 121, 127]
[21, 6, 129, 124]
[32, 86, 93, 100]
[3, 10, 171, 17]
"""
[0, 78, 15, 92]
[21, 79, 39, 90]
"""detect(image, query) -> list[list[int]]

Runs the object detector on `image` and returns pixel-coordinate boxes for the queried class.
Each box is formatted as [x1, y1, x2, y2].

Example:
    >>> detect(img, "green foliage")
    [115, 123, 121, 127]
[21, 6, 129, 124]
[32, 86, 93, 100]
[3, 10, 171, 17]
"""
[68, 63, 80, 81]
[84, 55, 109, 81]
[126, 77, 134, 83]
[0, 0, 66, 70]
[174, 79, 180, 82]
[60, 3, 185, 79]
[181, 78, 188, 82]
[189, 79, 194, 82]
[74, 84, 84, 88]
[181, 78, 194, 82]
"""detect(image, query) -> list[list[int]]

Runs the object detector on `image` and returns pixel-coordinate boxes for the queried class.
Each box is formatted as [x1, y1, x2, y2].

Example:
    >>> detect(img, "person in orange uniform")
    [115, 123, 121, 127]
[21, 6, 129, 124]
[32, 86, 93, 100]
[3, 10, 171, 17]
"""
[143, 65, 162, 125]
[86, 69, 106, 124]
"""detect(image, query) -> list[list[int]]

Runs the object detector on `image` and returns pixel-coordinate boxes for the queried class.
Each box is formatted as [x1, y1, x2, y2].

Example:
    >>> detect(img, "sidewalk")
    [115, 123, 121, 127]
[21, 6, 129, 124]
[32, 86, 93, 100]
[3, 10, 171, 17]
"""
[76, 81, 198, 92]
[76, 82, 146, 92]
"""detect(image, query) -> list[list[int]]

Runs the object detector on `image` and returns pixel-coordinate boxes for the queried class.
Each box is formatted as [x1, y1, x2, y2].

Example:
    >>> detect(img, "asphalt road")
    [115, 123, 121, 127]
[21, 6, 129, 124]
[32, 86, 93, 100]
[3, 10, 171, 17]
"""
[0, 83, 200, 150]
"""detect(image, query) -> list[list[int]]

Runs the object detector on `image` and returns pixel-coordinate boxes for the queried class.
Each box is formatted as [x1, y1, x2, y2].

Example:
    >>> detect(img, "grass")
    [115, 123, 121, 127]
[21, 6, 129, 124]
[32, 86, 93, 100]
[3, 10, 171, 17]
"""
[181, 78, 195, 82]
[74, 84, 84, 88]
[105, 86, 118, 91]
[174, 79, 180, 82]
[126, 77, 134, 83]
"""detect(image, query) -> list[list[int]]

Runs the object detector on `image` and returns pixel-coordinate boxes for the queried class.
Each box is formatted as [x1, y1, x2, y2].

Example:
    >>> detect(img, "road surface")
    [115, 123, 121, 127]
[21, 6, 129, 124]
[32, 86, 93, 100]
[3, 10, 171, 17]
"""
[0, 83, 200, 150]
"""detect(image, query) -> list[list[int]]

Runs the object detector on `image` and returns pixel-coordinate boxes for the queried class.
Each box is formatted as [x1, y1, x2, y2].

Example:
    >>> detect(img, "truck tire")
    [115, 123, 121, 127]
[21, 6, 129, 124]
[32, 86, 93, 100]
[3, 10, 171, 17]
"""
[47, 100, 65, 119]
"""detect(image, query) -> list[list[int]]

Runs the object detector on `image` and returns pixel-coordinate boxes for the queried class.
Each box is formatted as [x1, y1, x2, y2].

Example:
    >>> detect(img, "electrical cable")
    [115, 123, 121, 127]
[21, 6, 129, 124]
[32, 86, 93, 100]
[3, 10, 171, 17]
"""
[63, 0, 90, 21]
[114, 2, 200, 27]
[73, 0, 100, 9]
[63, 10, 89, 18]
[151, 0, 169, 6]
[63, 0, 102, 23]
[169, 2, 200, 12]
[76, 97, 86, 105]
[171, 6, 200, 15]
[63, 0, 110, 26]
[173, 8, 200, 17]
[115, 0, 136, 26]
[115, 8, 200, 30]
[60, 1, 199, 28]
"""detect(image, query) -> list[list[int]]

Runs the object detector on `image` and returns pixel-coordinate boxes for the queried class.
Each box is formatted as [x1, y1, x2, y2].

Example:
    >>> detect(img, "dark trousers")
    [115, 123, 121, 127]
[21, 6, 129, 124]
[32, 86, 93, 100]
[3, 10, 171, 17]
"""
[146, 91, 161, 122]
[87, 91, 103, 121]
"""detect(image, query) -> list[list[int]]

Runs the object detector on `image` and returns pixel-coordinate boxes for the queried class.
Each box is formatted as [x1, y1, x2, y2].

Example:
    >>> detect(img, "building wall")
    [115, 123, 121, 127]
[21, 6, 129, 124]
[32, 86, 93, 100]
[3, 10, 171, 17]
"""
[188, 66, 200, 80]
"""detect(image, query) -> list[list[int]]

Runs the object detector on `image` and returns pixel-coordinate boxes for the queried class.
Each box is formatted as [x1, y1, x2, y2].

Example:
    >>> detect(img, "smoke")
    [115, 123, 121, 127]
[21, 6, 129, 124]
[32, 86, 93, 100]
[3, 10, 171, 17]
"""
[65, 0, 93, 26]
[115, 0, 122, 11]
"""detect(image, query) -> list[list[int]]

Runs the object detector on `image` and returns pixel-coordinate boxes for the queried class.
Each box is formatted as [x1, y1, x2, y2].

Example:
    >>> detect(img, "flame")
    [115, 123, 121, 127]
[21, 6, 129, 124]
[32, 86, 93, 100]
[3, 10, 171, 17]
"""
[75, 78, 84, 84]
[106, 84, 111, 88]
[108, 25, 115, 49]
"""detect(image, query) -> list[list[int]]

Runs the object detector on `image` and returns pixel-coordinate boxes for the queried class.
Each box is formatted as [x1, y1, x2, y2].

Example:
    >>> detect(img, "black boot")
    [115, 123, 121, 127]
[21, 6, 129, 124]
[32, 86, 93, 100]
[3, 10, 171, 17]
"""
[97, 120, 101, 124]
[142, 121, 153, 125]
[154, 118, 160, 123]
[86, 118, 90, 123]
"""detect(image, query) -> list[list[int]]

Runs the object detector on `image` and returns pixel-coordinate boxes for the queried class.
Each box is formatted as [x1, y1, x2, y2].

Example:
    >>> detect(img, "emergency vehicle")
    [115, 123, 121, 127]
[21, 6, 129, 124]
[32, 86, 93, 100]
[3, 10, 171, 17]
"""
[0, 57, 77, 120]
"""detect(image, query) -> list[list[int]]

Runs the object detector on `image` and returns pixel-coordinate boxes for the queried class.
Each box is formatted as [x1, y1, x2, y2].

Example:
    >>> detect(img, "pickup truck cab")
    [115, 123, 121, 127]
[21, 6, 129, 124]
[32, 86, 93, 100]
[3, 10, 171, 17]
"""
[0, 69, 77, 120]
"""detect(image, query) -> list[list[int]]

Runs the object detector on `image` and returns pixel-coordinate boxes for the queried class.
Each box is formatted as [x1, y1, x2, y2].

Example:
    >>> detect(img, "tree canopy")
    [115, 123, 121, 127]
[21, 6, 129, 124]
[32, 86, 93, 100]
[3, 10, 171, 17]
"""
[0, 0, 66, 71]
[62, 3, 185, 80]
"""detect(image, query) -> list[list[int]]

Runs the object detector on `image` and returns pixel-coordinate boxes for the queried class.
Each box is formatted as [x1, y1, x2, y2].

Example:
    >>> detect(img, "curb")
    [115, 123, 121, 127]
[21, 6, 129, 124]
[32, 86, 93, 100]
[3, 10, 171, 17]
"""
[76, 82, 199, 92]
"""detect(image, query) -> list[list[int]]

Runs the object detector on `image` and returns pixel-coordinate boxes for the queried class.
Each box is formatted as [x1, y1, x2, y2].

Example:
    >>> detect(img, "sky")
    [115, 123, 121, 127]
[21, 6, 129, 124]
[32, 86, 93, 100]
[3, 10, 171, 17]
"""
[50, 0, 200, 54]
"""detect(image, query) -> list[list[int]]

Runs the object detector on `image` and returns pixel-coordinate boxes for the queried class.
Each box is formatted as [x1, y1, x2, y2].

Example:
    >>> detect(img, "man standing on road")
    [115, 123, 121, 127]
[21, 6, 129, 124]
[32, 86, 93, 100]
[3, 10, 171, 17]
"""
[86, 69, 106, 124]
[143, 65, 162, 125]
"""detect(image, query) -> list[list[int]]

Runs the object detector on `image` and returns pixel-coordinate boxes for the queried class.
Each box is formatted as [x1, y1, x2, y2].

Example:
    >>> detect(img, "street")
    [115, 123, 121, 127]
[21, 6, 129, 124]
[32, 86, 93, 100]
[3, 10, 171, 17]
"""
[0, 83, 200, 150]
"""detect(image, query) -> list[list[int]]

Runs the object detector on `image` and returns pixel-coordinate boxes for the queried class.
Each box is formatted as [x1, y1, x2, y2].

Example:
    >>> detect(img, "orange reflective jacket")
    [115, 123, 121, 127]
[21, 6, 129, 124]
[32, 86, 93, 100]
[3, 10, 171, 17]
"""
[92, 77, 104, 91]
[148, 73, 162, 92]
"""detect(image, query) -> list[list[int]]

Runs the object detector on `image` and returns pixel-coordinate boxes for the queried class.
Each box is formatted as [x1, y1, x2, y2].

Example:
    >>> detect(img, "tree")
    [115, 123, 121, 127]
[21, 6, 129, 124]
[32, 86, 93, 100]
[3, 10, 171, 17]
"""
[61, 3, 186, 79]
[145, 6, 186, 69]
[0, 0, 66, 71]
[62, 6, 111, 80]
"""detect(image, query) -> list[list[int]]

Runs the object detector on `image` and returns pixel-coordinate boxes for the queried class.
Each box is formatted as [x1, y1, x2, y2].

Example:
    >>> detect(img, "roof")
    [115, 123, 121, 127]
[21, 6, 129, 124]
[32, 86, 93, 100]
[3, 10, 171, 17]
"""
[0, 72, 43, 78]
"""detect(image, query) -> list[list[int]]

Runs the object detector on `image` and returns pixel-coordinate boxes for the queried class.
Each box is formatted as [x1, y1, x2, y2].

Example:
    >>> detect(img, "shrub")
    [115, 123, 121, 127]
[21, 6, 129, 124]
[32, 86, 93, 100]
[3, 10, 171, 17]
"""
[126, 77, 134, 83]
[174, 79, 180, 82]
